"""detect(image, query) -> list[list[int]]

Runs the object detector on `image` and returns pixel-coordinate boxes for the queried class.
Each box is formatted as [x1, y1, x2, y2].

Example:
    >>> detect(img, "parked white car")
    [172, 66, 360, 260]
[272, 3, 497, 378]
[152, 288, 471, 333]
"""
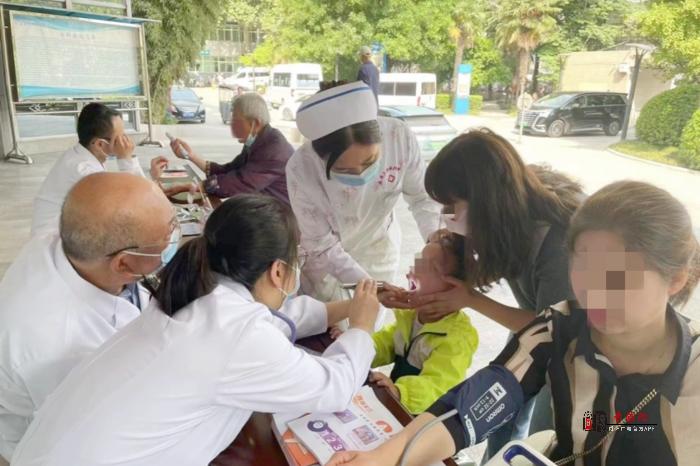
[223, 67, 270, 92]
[378, 73, 437, 109]
[267, 63, 323, 109]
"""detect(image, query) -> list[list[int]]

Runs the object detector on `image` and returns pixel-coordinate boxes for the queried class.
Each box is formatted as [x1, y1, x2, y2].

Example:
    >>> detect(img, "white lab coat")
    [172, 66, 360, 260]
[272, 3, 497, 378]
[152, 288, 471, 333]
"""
[31, 143, 145, 236]
[0, 234, 144, 462]
[12, 277, 375, 466]
[286, 117, 441, 302]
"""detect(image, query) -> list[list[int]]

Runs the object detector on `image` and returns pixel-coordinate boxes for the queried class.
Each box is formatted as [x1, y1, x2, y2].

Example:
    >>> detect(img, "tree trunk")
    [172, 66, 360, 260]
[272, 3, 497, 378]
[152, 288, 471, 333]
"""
[531, 54, 540, 94]
[517, 48, 530, 96]
[452, 34, 466, 103]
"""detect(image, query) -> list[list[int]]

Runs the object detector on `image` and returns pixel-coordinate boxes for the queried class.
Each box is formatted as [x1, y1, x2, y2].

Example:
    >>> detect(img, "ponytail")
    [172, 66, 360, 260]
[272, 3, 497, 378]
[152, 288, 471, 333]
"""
[153, 194, 299, 317]
[154, 236, 216, 317]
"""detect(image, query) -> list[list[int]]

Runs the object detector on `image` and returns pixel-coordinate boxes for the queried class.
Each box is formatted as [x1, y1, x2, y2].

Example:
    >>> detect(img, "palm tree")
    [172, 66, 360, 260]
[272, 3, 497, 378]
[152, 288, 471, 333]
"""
[450, 0, 486, 102]
[493, 0, 561, 97]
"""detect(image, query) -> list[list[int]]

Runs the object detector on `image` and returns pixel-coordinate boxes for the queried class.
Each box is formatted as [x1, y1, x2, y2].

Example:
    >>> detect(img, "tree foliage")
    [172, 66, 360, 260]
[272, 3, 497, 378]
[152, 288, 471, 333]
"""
[636, 84, 700, 147]
[492, 0, 561, 89]
[637, 0, 700, 82]
[133, 0, 228, 121]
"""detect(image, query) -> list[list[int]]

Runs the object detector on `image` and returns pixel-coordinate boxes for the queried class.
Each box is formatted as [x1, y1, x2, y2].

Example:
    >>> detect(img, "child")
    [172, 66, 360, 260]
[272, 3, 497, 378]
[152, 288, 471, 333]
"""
[368, 232, 479, 414]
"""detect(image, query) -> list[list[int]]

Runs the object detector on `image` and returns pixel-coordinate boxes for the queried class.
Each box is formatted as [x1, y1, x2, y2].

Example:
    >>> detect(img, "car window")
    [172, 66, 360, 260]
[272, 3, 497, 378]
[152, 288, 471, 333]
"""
[587, 95, 606, 107]
[396, 82, 417, 96]
[273, 73, 291, 87]
[254, 72, 269, 78]
[236, 72, 245, 79]
[604, 95, 626, 105]
[296, 74, 320, 89]
[171, 88, 198, 102]
[421, 82, 436, 95]
[380, 82, 395, 95]
[571, 96, 587, 108]
[534, 93, 578, 108]
[402, 115, 450, 128]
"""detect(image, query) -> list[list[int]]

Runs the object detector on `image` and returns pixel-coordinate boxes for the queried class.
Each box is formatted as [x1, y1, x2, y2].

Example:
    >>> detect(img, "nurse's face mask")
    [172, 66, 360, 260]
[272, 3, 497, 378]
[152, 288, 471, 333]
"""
[330, 143, 381, 187]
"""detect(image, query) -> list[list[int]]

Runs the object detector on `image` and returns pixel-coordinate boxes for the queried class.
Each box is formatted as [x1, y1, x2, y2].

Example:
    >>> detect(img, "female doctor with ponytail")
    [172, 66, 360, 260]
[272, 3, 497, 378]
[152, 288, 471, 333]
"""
[286, 81, 441, 305]
[12, 194, 381, 466]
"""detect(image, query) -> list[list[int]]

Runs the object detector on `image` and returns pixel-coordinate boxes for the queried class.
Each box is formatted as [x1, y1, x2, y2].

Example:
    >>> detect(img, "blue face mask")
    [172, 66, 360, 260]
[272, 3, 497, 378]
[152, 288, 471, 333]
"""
[331, 161, 381, 187]
[123, 226, 181, 270]
[244, 122, 257, 148]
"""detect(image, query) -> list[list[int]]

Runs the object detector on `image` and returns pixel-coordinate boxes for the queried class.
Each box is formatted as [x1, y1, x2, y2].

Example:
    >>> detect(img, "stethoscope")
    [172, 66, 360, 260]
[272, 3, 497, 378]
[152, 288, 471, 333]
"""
[268, 308, 297, 344]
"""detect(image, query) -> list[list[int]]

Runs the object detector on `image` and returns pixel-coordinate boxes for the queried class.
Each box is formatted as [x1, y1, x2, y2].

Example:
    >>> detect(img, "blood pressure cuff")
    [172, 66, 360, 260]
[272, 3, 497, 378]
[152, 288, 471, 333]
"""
[426, 365, 525, 452]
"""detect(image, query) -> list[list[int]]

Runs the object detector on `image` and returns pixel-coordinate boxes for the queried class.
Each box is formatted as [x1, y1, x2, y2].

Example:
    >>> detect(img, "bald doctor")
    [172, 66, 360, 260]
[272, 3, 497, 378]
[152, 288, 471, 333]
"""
[286, 82, 441, 303]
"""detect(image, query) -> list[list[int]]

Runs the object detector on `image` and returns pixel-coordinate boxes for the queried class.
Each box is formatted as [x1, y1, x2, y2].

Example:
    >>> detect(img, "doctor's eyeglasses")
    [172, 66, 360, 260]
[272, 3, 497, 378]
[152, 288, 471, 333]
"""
[105, 219, 182, 258]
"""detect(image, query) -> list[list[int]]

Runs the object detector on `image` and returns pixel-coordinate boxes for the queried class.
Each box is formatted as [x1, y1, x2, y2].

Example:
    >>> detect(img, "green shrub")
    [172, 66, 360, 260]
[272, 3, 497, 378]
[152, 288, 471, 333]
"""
[636, 84, 700, 147]
[469, 95, 483, 115]
[678, 109, 700, 170]
[436, 93, 451, 111]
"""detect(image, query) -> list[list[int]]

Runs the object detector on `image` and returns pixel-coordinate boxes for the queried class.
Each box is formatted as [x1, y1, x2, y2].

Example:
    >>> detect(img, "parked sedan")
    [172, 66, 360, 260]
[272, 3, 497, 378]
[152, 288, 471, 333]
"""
[378, 105, 458, 159]
[168, 87, 206, 123]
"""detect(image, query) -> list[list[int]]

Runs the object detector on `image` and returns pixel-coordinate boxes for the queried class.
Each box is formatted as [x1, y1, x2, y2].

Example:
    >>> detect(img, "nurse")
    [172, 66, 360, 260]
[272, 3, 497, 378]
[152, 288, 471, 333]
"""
[12, 194, 380, 466]
[286, 81, 441, 303]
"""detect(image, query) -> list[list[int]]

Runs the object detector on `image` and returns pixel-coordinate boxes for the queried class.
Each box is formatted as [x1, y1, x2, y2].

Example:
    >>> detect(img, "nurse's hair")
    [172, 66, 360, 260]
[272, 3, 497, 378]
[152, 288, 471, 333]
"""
[153, 194, 299, 316]
[312, 120, 382, 179]
[425, 128, 583, 289]
[568, 181, 700, 308]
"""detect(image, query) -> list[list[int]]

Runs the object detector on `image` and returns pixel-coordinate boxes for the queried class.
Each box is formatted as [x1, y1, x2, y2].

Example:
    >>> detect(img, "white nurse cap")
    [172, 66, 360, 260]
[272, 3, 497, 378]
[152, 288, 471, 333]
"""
[296, 81, 378, 141]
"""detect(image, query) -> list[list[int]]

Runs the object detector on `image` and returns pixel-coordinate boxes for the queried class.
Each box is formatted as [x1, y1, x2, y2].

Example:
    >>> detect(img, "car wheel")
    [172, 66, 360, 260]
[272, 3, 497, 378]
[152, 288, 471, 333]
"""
[282, 108, 293, 121]
[547, 119, 566, 138]
[605, 120, 621, 136]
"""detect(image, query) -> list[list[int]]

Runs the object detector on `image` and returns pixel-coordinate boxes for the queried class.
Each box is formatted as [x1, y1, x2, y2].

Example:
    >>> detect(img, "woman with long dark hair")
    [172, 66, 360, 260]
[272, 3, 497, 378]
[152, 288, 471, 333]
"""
[12, 194, 380, 466]
[383, 128, 585, 459]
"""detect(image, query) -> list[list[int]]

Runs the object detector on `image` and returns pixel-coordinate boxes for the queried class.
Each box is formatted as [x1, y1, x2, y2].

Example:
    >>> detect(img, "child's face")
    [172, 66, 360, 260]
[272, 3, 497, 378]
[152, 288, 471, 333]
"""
[570, 230, 671, 335]
[406, 241, 457, 296]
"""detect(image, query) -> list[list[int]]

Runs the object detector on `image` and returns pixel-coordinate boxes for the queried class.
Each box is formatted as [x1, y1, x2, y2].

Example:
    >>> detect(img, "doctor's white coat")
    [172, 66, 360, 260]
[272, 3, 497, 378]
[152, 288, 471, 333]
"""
[11, 277, 375, 466]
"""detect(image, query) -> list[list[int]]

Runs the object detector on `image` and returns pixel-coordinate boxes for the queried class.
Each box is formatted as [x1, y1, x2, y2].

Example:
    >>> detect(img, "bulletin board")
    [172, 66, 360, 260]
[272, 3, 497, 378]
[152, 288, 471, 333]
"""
[10, 11, 144, 101]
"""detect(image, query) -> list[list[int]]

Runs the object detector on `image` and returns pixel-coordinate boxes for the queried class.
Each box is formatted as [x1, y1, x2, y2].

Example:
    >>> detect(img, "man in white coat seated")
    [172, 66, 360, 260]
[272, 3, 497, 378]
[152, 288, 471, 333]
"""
[0, 172, 176, 462]
[30, 103, 148, 236]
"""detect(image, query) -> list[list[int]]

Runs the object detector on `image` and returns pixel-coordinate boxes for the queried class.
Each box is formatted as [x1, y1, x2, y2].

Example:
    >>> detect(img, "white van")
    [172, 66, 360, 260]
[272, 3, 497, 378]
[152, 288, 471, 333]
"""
[378, 73, 437, 109]
[267, 63, 323, 108]
[223, 67, 270, 91]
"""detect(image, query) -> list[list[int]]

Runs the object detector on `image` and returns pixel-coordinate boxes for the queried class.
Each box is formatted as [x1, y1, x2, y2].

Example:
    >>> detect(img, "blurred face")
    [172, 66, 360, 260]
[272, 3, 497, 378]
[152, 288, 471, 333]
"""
[406, 241, 457, 296]
[569, 230, 670, 336]
[441, 200, 469, 237]
[331, 143, 381, 175]
[230, 110, 255, 142]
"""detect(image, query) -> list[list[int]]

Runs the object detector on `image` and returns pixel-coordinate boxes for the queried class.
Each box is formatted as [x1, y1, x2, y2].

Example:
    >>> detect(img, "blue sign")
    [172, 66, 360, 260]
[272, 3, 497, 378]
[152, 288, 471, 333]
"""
[454, 63, 473, 115]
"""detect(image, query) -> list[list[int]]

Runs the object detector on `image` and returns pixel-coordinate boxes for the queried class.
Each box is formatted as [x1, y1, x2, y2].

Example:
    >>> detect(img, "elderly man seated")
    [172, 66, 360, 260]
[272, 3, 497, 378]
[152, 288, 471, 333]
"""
[164, 93, 294, 205]
[0, 173, 176, 462]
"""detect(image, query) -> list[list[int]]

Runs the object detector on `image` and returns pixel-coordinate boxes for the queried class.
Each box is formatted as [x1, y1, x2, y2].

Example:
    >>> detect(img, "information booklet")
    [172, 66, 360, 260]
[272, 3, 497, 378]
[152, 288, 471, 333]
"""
[283, 386, 404, 465]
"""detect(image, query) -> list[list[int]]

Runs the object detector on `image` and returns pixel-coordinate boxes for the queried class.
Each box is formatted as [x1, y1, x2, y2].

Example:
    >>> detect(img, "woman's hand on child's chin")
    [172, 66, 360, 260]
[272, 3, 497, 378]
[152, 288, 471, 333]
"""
[414, 276, 479, 323]
[377, 283, 414, 309]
